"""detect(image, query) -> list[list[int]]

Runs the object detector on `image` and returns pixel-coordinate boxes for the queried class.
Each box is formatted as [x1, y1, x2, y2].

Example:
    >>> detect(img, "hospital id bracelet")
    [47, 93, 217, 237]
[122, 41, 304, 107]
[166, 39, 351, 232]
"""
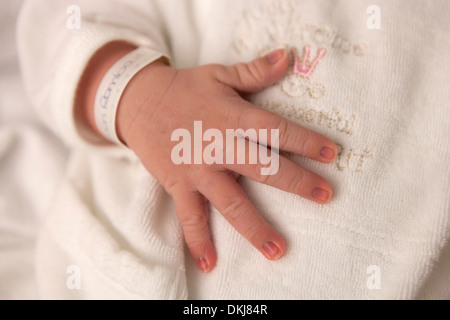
[94, 46, 166, 146]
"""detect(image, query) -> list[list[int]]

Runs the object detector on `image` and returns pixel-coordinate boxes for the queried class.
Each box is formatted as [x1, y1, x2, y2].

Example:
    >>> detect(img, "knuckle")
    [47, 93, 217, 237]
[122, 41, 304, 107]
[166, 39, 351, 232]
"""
[222, 196, 249, 224]
[233, 63, 253, 89]
[179, 211, 208, 231]
[246, 62, 266, 88]
[164, 177, 180, 196]
[287, 170, 307, 195]
[234, 63, 246, 85]
[253, 162, 271, 184]
[184, 230, 208, 250]
[276, 118, 292, 146]
[212, 64, 229, 82]
[276, 117, 289, 134]
[246, 221, 266, 244]
[222, 197, 265, 243]
[301, 130, 313, 155]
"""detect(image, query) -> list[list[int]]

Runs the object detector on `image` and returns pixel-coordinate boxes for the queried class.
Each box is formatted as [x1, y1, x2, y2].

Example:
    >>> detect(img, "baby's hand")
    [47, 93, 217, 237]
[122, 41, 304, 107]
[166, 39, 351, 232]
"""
[114, 49, 337, 272]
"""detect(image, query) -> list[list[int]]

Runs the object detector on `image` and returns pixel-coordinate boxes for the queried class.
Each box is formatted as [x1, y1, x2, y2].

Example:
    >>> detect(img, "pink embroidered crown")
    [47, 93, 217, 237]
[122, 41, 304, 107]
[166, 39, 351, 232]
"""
[292, 46, 326, 79]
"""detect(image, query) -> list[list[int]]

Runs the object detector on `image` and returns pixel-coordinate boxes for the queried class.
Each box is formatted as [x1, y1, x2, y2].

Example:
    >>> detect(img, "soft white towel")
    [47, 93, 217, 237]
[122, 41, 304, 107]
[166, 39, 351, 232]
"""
[9, 0, 450, 299]
[0, 0, 65, 299]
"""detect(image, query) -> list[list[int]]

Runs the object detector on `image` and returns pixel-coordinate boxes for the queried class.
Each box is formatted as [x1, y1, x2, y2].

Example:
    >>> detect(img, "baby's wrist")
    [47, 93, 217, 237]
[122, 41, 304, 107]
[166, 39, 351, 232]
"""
[115, 58, 174, 148]
[75, 41, 137, 145]
[92, 46, 170, 147]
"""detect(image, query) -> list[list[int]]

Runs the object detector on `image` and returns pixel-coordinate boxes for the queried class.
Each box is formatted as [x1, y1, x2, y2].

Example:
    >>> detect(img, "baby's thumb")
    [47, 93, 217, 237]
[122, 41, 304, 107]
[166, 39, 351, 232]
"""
[216, 49, 289, 93]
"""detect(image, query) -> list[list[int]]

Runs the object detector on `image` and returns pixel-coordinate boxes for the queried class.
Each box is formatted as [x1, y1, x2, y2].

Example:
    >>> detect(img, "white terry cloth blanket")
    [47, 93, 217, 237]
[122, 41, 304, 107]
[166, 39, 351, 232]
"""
[0, 0, 67, 299]
[3, 0, 448, 299]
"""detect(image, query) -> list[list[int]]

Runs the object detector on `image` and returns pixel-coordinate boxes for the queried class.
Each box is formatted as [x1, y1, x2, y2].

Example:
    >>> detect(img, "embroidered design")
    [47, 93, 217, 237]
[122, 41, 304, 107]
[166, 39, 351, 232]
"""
[280, 75, 326, 100]
[232, 0, 368, 57]
[257, 101, 356, 136]
[281, 75, 308, 98]
[335, 144, 374, 172]
[292, 46, 326, 79]
[281, 46, 326, 100]
[231, 0, 375, 174]
[308, 82, 326, 99]
[281, 145, 374, 173]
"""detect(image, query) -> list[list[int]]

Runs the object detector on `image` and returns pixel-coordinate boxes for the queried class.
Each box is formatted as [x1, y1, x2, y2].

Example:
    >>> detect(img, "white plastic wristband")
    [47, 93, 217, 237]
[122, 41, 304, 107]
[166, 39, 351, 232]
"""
[94, 46, 166, 146]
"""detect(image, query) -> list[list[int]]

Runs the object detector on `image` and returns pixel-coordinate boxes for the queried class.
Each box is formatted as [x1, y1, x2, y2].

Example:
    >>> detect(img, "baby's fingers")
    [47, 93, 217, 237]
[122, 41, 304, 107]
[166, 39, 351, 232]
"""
[215, 49, 289, 93]
[226, 102, 338, 163]
[224, 140, 333, 204]
[197, 172, 287, 261]
[172, 189, 217, 272]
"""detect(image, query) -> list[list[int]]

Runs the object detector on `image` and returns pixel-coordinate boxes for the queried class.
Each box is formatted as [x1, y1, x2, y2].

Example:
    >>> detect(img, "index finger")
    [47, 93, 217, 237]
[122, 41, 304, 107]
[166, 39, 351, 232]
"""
[229, 101, 338, 163]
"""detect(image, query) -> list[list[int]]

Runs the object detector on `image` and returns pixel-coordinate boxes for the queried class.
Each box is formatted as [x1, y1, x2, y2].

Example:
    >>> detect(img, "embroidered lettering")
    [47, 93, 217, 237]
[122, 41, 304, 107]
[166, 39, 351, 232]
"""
[258, 102, 356, 136]
[336, 144, 373, 172]
[232, 0, 369, 58]
[292, 46, 326, 79]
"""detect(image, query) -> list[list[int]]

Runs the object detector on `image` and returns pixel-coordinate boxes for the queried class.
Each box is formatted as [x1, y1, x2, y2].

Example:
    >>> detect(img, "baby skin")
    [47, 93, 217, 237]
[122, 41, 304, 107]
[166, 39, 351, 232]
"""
[76, 41, 338, 272]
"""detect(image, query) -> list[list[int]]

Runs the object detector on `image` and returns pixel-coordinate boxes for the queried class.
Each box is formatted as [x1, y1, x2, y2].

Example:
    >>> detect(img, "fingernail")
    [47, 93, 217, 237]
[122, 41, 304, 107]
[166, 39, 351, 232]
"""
[320, 146, 336, 160]
[197, 257, 209, 272]
[266, 49, 285, 65]
[312, 188, 331, 203]
[263, 241, 281, 259]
